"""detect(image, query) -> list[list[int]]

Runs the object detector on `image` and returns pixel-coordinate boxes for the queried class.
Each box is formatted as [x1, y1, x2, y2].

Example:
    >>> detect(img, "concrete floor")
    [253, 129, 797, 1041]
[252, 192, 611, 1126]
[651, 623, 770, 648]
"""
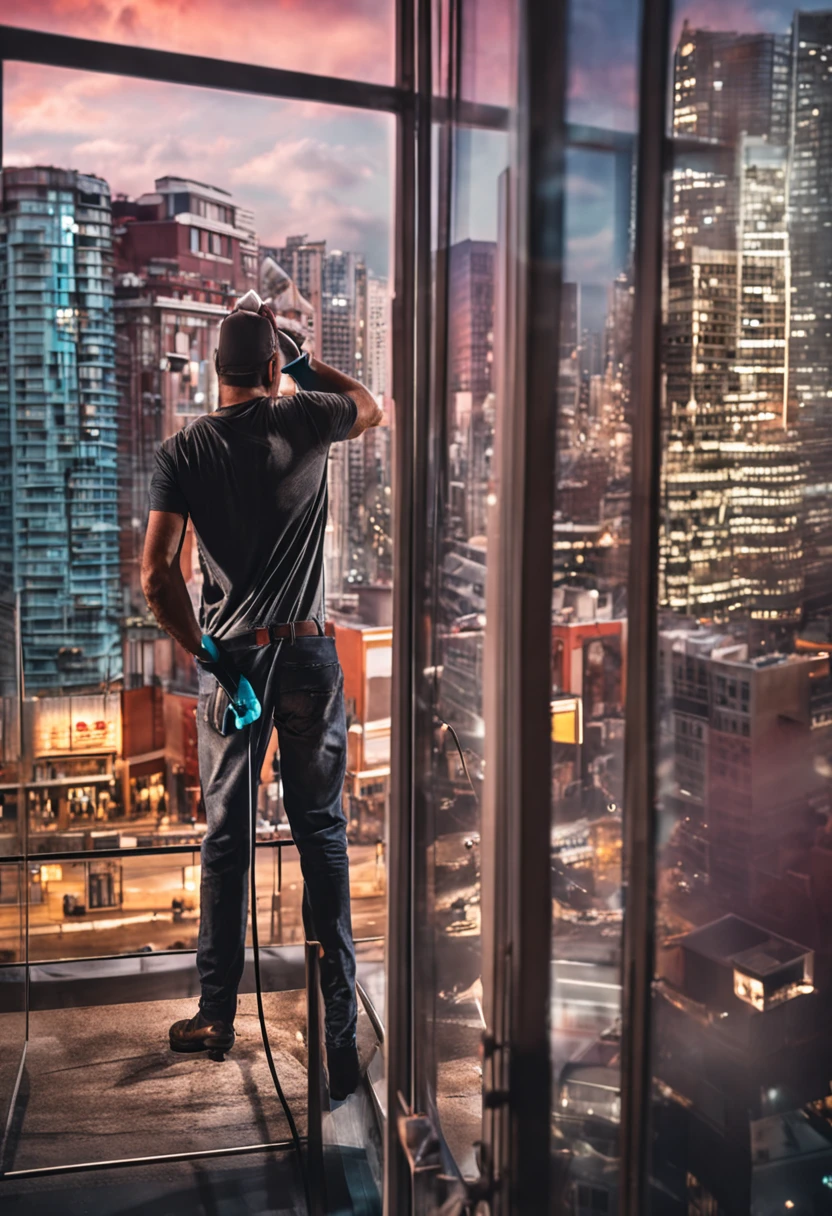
[0, 987, 382, 1212]
[9, 992, 311, 1172]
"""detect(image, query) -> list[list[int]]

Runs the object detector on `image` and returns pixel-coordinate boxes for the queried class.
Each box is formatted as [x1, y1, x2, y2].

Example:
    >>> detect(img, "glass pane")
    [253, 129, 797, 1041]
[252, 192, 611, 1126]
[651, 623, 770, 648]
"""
[414, 12, 512, 1188]
[651, 6, 832, 1214]
[23, 844, 384, 962]
[0, 0, 395, 85]
[2, 61, 391, 1042]
[567, 0, 641, 133]
[550, 160, 633, 1208]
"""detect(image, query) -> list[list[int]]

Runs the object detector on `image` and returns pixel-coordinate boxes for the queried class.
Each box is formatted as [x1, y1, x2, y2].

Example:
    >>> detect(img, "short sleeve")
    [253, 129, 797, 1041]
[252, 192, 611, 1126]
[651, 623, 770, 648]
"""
[149, 443, 189, 518]
[294, 391, 358, 445]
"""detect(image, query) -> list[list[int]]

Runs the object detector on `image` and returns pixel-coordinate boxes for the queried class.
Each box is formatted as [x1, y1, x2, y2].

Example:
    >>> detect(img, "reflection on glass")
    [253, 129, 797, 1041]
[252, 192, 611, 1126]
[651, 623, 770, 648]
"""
[566, 0, 641, 133]
[551, 140, 633, 1205]
[413, 115, 507, 1181]
[651, 8, 832, 1215]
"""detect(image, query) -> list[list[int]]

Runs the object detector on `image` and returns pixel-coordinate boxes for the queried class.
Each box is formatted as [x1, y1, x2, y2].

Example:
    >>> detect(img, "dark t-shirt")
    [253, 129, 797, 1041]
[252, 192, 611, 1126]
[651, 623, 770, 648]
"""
[148, 391, 357, 639]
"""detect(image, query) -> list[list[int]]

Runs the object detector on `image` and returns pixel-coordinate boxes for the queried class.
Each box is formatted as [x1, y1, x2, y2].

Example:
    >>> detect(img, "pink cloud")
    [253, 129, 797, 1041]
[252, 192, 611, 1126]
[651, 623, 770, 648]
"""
[0, 0, 394, 84]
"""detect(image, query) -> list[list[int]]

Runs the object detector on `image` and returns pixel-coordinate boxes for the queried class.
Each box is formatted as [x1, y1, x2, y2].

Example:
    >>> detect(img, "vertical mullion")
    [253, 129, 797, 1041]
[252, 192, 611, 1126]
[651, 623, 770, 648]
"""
[481, 0, 567, 1209]
[386, 0, 417, 1209]
[618, 0, 672, 1211]
[508, 0, 566, 1209]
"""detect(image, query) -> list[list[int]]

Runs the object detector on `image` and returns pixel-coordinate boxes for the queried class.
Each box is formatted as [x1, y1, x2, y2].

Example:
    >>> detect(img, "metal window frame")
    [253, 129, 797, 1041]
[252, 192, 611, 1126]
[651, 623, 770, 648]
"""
[618, 0, 672, 1213]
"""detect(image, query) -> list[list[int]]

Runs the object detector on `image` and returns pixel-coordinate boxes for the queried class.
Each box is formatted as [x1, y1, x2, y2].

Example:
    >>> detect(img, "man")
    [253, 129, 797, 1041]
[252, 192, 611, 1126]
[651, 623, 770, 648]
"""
[141, 291, 381, 1099]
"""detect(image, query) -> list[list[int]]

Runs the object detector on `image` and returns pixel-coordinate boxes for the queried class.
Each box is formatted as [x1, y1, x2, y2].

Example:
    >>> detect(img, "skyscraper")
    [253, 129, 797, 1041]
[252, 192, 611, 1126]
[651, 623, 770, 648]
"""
[673, 22, 791, 145]
[265, 235, 325, 353]
[0, 167, 120, 691]
[366, 274, 389, 397]
[661, 29, 803, 623]
[790, 12, 832, 612]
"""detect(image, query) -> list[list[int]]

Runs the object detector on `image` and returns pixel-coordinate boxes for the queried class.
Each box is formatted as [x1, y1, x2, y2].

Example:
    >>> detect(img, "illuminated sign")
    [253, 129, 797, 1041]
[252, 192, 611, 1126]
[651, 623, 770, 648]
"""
[34, 694, 121, 757]
[40, 865, 63, 883]
[551, 696, 583, 745]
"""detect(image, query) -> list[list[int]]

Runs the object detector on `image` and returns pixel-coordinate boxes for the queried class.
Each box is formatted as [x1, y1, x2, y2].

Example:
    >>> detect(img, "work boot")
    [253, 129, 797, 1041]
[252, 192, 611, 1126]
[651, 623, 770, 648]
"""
[169, 1011, 235, 1060]
[327, 1041, 360, 1101]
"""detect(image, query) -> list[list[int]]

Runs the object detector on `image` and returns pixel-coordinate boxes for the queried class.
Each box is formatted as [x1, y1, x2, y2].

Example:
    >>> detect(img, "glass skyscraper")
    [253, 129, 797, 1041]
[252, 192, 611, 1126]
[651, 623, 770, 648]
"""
[0, 166, 119, 692]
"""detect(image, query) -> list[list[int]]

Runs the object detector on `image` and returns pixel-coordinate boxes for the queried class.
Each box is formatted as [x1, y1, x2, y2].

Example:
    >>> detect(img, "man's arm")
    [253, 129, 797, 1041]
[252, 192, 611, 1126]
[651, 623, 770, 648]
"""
[301, 356, 382, 438]
[141, 511, 202, 655]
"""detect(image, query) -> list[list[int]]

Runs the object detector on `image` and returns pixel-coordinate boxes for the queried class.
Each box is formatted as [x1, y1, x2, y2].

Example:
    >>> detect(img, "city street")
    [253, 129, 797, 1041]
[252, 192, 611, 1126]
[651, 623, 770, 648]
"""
[0, 843, 386, 962]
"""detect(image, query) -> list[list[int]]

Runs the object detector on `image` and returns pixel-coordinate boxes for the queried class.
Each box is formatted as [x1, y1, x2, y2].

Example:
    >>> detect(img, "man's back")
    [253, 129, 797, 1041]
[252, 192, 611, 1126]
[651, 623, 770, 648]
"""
[148, 390, 356, 638]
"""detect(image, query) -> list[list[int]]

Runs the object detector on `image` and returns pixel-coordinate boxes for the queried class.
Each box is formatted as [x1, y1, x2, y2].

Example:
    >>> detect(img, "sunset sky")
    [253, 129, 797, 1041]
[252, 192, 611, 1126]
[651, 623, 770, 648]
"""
[0, 0, 826, 285]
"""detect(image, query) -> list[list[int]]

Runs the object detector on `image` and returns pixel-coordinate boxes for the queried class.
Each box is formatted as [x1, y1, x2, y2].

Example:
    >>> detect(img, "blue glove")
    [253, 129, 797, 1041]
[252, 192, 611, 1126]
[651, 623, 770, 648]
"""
[197, 635, 261, 732]
[280, 352, 330, 392]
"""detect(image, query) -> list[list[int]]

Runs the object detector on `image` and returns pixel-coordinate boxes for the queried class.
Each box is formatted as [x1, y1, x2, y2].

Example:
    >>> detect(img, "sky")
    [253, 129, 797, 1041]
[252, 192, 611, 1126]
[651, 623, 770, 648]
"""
[1, 0, 828, 287]
[3, 60, 396, 276]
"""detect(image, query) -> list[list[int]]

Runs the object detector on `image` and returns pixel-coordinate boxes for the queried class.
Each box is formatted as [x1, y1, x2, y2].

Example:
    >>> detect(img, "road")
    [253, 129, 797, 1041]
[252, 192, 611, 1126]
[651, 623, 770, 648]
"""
[0, 844, 386, 962]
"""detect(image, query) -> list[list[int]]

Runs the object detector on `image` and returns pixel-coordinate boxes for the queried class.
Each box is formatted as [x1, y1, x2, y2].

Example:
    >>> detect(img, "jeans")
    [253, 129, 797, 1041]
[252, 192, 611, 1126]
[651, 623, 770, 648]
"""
[195, 633, 357, 1048]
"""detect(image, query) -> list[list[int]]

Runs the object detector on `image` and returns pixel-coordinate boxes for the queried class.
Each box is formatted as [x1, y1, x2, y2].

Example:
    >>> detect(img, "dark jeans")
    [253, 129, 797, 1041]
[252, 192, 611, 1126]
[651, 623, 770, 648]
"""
[195, 634, 357, 1048]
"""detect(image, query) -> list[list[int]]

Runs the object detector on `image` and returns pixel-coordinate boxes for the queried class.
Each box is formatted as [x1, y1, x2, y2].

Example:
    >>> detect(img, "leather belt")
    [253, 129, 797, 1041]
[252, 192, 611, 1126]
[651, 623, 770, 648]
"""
[222, 619, 327, 653]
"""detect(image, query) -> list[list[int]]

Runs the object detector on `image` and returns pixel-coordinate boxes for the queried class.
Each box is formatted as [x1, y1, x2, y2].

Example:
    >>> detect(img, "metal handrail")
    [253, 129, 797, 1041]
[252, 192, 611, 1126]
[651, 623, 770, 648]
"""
[0, 838, 295, 865]
[305, 940, 328, 1216]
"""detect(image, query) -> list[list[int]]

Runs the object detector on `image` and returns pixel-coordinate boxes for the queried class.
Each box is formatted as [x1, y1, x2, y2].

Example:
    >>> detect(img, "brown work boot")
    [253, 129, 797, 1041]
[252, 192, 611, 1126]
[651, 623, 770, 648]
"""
[169, 1010, 235, 1060]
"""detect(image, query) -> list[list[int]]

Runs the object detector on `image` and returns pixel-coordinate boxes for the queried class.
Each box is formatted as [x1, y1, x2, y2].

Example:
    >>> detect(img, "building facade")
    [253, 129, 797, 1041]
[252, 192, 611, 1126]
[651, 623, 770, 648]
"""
[0, 166, 120, 692]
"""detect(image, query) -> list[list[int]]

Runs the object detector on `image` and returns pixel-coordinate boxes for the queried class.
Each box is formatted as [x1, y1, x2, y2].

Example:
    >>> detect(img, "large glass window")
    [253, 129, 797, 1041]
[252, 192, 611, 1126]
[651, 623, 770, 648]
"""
[550, 122, 636, 1216]
[409, 0, 514, 1192]
[2, 62, 392, 964]
[649, 5, 832, 1214]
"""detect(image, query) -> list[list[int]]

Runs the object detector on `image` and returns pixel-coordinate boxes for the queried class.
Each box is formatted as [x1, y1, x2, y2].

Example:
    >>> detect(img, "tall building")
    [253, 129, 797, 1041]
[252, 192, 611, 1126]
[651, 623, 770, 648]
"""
[260, 255, 314, 347]
[662, 28, 803, 623]
[448, 239, 496, 407]
[673, 22, 791, 145]
[790, 12, 832, 613]
[366, 275, 389, 397]
[0, 167, 120, 692]
[265, 235, 326, 353]
[113, 177, 257, 684]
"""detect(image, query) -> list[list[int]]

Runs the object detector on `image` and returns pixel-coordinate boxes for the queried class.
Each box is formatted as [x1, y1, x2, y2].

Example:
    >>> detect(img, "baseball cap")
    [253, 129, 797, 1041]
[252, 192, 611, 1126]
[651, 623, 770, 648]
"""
[215, 290, 277, 383]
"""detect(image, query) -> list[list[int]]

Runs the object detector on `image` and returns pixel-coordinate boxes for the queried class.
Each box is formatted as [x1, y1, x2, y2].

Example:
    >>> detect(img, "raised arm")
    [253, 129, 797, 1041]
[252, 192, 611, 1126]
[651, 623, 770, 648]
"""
[304, 356, 382, 438]
[278, 329, 382, 438]
[141, 511, 202, 655]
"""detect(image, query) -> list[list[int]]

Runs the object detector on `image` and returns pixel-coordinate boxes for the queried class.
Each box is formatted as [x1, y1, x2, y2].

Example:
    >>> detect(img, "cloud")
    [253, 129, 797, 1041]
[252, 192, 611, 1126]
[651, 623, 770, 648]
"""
[3, 59, 393, 274]
[73, 137, 133, 157]
[232, 137, 373, 190]
[0, 0, 394, 84]
[565, 227, 615, 285]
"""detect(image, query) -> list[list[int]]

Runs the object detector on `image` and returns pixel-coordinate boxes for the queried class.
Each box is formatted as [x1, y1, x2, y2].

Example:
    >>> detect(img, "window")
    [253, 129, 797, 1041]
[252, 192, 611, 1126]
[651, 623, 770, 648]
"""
[3, 59, 392, 971]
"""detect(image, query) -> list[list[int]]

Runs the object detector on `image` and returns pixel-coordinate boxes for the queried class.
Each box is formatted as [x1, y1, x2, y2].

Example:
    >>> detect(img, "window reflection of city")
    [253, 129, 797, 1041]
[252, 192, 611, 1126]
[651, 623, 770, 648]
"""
[552, 11, 832, 1216]
[646, 15, 832, 1216]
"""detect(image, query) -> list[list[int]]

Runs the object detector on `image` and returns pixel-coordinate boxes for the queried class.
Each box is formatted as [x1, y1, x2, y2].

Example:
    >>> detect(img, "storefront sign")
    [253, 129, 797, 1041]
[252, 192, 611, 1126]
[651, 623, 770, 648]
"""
[34, 694, 122, 756]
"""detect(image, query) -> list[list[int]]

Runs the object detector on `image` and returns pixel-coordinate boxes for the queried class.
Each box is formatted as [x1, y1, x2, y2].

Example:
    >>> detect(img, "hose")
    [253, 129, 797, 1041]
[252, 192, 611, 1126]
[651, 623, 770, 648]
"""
[248, 729, 312, 1214]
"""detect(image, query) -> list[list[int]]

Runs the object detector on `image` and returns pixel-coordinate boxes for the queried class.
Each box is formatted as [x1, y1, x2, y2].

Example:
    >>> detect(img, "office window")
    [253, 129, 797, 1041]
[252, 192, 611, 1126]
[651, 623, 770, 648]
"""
[2, 61, 392, 964]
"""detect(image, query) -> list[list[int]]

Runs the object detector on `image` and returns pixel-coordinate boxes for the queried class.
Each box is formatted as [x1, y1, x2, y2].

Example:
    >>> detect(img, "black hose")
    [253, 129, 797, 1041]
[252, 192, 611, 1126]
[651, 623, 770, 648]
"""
[248, 731, 312, 1213]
